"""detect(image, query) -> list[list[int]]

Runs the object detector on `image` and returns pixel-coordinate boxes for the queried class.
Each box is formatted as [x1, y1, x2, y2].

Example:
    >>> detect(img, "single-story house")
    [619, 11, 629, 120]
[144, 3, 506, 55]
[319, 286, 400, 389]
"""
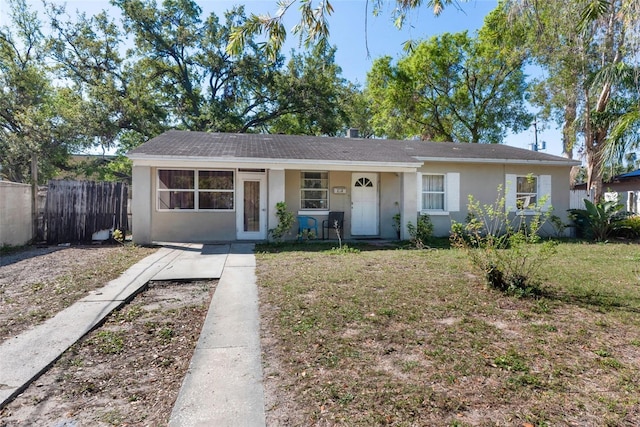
[127, 130, 580, 244]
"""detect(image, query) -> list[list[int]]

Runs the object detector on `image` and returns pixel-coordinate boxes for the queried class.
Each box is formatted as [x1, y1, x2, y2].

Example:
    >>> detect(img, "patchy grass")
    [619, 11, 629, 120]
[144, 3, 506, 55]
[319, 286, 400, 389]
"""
[0, 280, 214, 425]
[257, 241, 640, 426]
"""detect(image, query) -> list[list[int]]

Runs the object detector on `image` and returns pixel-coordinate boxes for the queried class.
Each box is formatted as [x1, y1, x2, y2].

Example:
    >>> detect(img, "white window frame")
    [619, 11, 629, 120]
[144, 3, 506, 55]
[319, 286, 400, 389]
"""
[157, 169, 235, 212]
[300, 171, 329, 210]
[516, 175, 538, 210]
[417, 172, 460, 215]
[421, 173, 446, 212]
[505, 174, 551, 214]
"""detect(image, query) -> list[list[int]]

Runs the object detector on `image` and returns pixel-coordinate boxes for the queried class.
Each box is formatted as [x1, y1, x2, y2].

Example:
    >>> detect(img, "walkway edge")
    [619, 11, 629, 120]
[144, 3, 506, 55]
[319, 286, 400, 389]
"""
[0, 246, 181, 409]
[169, 244, 266, 427]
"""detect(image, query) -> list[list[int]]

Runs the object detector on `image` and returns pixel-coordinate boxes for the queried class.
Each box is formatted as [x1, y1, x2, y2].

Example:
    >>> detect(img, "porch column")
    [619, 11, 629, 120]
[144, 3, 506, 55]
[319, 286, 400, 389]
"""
[401, 171, 418, 241]
[268, 169, 286, 239]
[132, 165, 152, 245]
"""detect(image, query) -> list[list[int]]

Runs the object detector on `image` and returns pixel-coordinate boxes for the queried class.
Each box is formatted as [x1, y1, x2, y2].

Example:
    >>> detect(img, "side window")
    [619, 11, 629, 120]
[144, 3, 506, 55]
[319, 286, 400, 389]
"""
[421, 174, 445, 210]
[516, 175, 538, 209]
[418, 173, 459, 212]
[198, 170, 234, 210]
[505, 174, 551, 212]
[300, 171, 328, 209]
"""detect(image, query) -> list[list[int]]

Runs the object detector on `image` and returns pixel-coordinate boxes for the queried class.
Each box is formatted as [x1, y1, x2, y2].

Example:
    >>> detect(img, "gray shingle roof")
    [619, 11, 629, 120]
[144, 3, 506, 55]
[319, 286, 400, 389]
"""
[127, 130, 578, 166]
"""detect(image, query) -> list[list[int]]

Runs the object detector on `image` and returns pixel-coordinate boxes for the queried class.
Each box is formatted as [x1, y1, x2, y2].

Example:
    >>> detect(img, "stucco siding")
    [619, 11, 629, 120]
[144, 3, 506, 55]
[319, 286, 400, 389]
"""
[283, 170, 400, 240]
[148, 166, 236, 242]
[131, 166, 152, 244]
[379, 172, 401, 239]
[418, 162, 572, 236]
[151, 211, 236, 242]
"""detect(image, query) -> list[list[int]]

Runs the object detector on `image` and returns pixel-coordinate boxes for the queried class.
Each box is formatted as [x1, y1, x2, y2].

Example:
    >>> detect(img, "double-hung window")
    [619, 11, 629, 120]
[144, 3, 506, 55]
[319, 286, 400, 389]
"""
[516, 175, 537, 209]
[505, 174, 551, 212]
[421, 174, 446, 211]
[300, 171, 328, 209]
[157, 169, 234, 211]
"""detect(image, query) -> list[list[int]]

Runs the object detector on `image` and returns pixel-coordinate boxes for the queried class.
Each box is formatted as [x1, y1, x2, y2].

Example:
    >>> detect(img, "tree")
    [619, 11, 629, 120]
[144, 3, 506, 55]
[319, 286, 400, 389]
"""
[505, 0, 640, 200]
[227, 0, 466, 59]
[110, 0, 361, 136]
[267, 45, 353, 136]
[0, 0, 86, 183]
[366, 13, 531, 142]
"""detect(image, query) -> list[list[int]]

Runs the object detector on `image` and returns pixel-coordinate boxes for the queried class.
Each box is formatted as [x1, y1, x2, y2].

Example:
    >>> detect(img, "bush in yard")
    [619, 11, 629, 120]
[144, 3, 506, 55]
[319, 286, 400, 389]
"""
[568, 199, 628, 242]
[450, 189, 557, 296]
[268, 202, 295, 242]
[617, 215, 640, 239]
[407, 214, 434, 249]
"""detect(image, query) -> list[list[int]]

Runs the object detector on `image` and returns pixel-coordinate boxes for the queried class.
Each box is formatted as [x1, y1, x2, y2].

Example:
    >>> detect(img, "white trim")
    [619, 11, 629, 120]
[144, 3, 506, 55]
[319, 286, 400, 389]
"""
[300, 171, 329, 210]
[129, 155, 421, 171]
[539, 174, 552, 211]
[297, 210, 330, 215]
[446, 172, 460, 212]
[421, 211, 451, 216]
[351, 172, 379, 236]
[505, 174, 552, 213]
[236, 173, 267, 240]
[415, 156, 580, 166]
[418, 173, 456, 212]
[505, 174, 517, 212]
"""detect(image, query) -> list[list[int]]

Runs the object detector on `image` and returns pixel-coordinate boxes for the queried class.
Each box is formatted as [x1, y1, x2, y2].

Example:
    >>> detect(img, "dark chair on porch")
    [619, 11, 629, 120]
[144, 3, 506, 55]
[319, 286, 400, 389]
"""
[322, 211, 345, 240]
[297, 216, 318, 240]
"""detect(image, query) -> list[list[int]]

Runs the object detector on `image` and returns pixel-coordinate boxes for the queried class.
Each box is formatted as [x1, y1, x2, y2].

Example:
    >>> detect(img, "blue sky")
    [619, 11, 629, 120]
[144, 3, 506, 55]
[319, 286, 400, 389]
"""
[0, 0, 562, 155]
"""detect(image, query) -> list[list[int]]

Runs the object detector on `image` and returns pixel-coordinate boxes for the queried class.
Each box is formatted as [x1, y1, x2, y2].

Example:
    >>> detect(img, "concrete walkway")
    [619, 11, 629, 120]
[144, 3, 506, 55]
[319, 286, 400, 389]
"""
[0, 243, 265, 426]
[169, 243, 265, 426]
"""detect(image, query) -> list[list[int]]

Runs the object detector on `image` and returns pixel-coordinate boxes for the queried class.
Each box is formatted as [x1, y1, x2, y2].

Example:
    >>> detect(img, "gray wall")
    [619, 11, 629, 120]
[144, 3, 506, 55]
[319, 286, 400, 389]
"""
[417, 162, 573, 236]
[0, 181, 32, 246]
[132, 162, 572, 243]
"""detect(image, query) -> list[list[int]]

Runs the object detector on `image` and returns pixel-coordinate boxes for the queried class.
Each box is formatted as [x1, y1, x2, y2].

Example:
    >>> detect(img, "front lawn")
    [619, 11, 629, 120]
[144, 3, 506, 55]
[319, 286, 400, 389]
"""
[256, 241, 640, 426]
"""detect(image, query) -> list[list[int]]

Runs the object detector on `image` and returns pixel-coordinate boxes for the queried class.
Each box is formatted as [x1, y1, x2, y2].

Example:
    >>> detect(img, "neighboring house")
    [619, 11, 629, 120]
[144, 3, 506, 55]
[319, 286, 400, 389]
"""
[572, 169, 640, 212]
[573, 169, 640, 194]
[127, 130, 579, 244]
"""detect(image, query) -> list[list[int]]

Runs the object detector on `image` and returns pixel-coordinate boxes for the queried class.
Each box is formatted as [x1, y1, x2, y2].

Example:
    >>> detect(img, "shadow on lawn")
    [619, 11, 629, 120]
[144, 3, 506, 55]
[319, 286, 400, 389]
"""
[540, 288, 640, 314]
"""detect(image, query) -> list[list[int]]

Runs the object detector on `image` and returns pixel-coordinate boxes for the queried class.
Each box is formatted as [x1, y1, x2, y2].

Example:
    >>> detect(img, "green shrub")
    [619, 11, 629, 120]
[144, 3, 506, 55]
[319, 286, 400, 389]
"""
[618, 215, 640, 239]
[268, 201, 294, 242]
[568, 199, 627, 241]
[407, 214, 433, 249]
[450, 189, 556, 296]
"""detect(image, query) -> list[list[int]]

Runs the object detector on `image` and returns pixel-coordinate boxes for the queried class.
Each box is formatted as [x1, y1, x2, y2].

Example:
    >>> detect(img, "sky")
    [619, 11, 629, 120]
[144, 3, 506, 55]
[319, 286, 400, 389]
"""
[0, 0, 563, 156]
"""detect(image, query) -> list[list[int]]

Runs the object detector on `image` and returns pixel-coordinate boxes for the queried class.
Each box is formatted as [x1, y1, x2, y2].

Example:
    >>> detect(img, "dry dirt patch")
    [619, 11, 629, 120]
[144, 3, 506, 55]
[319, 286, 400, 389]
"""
[0, 245, 157, 342]
[0, 280, 214, 426]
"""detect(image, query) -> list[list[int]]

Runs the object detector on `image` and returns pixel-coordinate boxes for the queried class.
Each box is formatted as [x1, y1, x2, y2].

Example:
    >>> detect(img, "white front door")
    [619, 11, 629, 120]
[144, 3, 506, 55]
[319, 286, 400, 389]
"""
[351, 173, 378, 236]
[237, 173, 267, 240]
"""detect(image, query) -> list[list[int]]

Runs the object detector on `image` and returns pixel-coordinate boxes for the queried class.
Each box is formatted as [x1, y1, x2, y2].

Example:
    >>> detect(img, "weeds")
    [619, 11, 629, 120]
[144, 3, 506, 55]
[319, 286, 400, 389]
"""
[407, 214, 434, 249]
[268, 201, 295, 242]
[93, 330, 125, 354]
[450, 189, 556, 295]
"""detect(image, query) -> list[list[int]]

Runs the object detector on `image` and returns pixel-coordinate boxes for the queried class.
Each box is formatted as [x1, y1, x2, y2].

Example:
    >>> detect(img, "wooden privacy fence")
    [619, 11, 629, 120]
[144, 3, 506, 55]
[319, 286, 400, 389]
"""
[44, 180, 128, 244]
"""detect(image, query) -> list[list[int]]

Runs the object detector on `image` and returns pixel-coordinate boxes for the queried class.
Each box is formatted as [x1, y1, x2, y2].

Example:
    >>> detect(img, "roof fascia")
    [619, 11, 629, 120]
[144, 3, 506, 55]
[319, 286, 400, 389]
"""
[414, 156, 581, 167]
[127, 155, 421, 172]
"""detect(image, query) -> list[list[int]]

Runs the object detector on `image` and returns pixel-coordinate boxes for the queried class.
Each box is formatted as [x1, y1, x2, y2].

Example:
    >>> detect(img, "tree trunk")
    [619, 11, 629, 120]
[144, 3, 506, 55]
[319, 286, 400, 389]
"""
[562, 97, 579, 185]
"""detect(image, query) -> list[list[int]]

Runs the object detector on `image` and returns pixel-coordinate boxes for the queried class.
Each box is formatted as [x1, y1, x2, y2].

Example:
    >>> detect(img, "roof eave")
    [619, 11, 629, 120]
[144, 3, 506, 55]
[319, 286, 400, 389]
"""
[126, 154, 422, 172]
[414, 156, 581, 166]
